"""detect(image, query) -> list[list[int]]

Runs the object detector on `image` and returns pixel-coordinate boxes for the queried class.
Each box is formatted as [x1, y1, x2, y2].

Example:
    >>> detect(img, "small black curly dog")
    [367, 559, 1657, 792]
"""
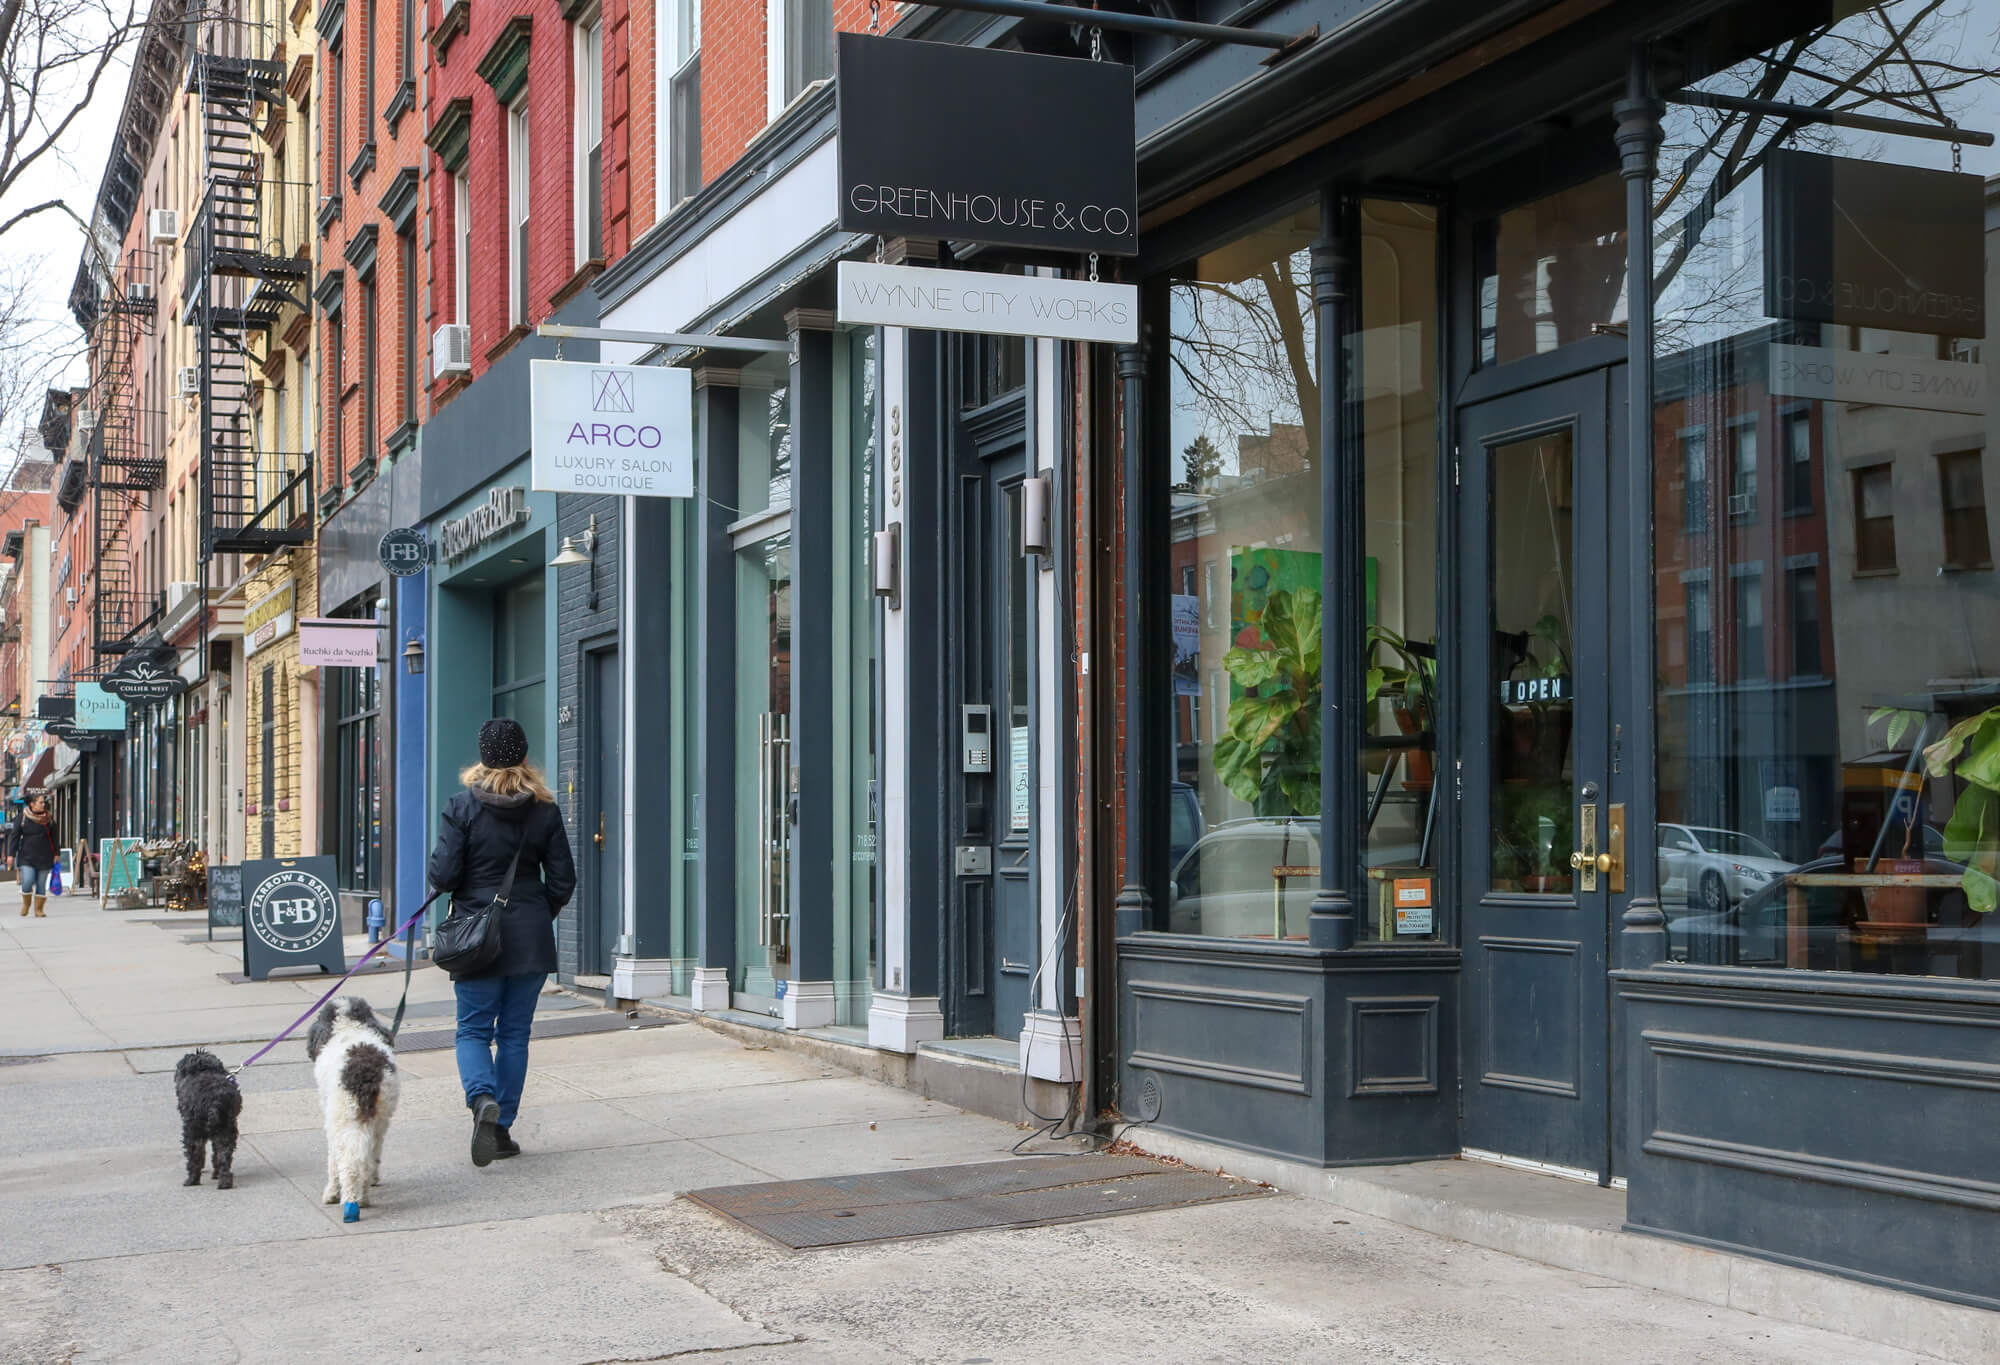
[175, 1049, 243, 1189]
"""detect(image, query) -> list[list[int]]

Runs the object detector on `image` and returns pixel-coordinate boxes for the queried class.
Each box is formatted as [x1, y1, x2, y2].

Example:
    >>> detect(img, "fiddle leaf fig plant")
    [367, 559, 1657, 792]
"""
[1924, 706, 2000, 915]
[1214, 586, 1322, 817]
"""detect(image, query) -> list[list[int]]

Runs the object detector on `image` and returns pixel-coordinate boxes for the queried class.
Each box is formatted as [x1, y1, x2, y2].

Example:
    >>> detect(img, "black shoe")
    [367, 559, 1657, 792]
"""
[470, 1095, 500, 1167]
[494, 1125, 521, 1159]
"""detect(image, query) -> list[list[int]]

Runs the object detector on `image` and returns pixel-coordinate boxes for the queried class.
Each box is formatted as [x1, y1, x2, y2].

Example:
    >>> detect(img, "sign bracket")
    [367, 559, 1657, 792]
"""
[1664, 89, 1994, 149]
[537, 324, 790, 355]
[905, 0, 1318, 63]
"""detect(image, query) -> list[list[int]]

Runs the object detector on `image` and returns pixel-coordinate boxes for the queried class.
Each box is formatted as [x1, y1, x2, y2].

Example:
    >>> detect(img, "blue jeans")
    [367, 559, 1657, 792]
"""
[454, 972, 545, 1127]
[18, 864, 48, 896]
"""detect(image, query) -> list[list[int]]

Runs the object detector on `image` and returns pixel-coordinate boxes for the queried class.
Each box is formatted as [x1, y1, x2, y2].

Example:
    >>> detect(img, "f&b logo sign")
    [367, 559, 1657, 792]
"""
[378, 527, 429, 577]
[241, 857, 345, 980]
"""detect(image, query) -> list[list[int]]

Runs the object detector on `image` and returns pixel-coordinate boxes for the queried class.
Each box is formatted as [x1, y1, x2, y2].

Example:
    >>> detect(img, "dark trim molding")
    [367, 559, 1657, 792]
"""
[346, 139, 377, 188]
[385, 420, 417, 460]
[313, 268, 346, 315]
[315, 0, 346, 43]
[476, 15, 534, 107]
[425, 96, 474, 174]
[430, 0, 469, 62]
[549, 260, 605, 312]
[377, 166, 420, 236]
[342, 223, 379, 279]
[317, 192, 342, 238]
[382, 77, 416, 136]
[484, 322, 531, 365]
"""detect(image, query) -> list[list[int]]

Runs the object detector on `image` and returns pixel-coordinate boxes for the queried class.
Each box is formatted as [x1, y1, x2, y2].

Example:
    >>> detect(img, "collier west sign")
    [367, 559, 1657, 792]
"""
[529, 361, 693, 498]
[837, 262, 1139, 345]
[836, 34, 1137, 257]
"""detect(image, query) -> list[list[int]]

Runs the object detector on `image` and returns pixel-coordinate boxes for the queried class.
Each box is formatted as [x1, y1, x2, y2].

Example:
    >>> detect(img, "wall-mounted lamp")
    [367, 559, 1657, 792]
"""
[402, 636, 425, 675]
[874, 523, 901, 611]
[549, 513, 601, 610]
[1021, 474, 1051, 560]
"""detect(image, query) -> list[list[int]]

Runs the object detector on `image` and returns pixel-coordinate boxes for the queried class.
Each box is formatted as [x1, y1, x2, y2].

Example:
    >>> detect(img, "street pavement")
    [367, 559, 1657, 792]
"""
[0, 879, 1958, 1364]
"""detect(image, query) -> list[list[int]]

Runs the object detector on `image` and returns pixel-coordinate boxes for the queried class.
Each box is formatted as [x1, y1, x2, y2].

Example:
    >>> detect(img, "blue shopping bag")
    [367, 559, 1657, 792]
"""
[48, 855, 62, 897]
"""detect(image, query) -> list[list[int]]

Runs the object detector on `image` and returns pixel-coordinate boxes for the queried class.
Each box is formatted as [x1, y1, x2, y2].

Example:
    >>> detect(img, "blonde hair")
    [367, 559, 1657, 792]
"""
[459, 761, 555, 803]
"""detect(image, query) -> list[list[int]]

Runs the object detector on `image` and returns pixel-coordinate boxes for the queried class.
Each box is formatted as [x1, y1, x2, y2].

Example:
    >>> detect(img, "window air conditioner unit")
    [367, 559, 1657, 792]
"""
[432, 324, 471, 379]
[177, 366, 201, 398]
[128, 282, 155, 303]
[65, 588, 76, 605]
[149, 209, 179, 243]
[75, 408, 98, 432]
[166, 580, 199, 614]
[1727, 492, 1754, 518]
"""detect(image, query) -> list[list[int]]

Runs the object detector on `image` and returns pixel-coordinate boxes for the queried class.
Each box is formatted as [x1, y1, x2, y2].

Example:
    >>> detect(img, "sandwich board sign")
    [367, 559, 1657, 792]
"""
[99, 837, 145, 902]
[239, 856, 345, 980]
[207, 862, 245, 941]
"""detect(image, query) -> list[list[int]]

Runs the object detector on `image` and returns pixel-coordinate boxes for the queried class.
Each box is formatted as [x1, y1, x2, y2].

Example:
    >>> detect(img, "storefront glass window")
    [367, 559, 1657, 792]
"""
[333, 604, 381, 893]
[1360, 199, 1443, 940]
[1652, 0, 2000, 978]
[1477, 171, 1627, 366]
[1163, 205, 1322, 938]
[833, 327, 878, 1024]
[492, 575, 547, 770]
[736, 358, 792, 518]
[734, 532, 792, 1010]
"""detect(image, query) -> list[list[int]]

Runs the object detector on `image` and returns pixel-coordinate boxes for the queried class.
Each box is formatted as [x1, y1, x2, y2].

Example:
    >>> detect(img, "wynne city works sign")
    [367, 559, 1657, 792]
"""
[836, 34, 1137, 257]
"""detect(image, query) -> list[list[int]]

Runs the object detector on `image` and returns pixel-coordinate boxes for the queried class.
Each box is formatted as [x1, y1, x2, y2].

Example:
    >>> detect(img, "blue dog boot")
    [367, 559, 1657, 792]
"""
[342, 1201, 360, 1224]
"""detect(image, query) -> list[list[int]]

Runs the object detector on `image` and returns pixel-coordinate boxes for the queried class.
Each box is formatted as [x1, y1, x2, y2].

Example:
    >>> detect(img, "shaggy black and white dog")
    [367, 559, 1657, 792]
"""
[174, 1049, 242, 1189]
[305, 996, 401, 1223]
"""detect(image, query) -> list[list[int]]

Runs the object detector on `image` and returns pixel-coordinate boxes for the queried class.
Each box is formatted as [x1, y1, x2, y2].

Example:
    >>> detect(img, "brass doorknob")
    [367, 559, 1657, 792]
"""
[1569, 851, 1587, 870]
[1568, 851, 1615, 873]
[594, 813, 605, 847]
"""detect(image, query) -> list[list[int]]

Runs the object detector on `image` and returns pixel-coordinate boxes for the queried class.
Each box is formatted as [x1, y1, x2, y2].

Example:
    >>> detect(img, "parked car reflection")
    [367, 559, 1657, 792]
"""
[1168, 818, 1320, 938]
[1656, 823, 1797, 913]
[1667, 853, 1993, 979]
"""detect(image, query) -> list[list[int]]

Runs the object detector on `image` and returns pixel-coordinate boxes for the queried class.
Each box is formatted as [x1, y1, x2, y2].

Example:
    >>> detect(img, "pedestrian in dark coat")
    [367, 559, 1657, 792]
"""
[6, 794, 60, 917]
[427, 717, 576, 1166]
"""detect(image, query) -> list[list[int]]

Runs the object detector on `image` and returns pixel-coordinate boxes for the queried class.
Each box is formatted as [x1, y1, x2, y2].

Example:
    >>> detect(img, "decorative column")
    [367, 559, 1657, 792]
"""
[1112, 333, 1157, 939]
[690, 370, 741, 1010]
[615, 491, 681, 1000]
[1310, 192, 1361, 951]
[1615, 48, 1667, 972]
[784, 309, 839, 1028]
[868, 323, 947, 1051]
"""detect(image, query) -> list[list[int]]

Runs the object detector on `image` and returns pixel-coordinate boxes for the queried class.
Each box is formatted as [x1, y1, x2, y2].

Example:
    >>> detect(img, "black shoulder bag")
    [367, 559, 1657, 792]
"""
[432, 814, 525, 979]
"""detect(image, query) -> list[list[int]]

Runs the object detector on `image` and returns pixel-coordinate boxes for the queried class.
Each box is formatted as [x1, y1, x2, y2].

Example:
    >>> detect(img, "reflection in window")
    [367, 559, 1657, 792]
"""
[1653, 0, 1999, 980]
[1164, 207, 1321, 939]
[1476, 171, 1627, 367]
[1854, 465, 1897, 573]
[1681, 430, 1709, 532]
[1939, 450, 1991, 570]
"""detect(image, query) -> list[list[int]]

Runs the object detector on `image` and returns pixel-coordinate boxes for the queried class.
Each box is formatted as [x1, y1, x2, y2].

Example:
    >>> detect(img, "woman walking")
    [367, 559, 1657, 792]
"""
[428, 718, 576, 1165]
[6, 794, 59, 917]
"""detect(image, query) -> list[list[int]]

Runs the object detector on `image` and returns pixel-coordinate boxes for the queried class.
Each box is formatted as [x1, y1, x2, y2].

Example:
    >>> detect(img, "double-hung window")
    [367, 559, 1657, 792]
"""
[768, 0, 832, 119]
[575, 16, 603, 264]
[509, 101, 531, 326]
[453, 173, 470, 325]
[660, 0, 701, 210]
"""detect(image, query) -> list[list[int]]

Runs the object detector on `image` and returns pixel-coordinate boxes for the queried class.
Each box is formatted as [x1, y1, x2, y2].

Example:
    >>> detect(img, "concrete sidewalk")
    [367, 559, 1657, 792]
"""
[0, 880, 1970, 1363]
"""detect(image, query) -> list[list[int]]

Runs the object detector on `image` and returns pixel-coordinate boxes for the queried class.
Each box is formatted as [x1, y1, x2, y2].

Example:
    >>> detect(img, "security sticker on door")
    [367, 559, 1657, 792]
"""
[1394, 877, 1434, 935]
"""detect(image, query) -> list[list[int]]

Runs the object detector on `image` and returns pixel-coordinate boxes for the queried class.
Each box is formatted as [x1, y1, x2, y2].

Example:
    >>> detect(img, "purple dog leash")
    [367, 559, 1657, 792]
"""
[231, 891, 447, 1076]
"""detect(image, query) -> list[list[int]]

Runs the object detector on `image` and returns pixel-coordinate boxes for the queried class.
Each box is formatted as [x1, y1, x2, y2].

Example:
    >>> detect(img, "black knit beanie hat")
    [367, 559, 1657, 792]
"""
[478, 717, 529, 769]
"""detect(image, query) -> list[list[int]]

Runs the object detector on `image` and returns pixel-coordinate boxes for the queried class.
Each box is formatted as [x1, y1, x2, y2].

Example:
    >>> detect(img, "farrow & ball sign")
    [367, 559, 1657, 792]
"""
[529, 360, 694, 497]
[240, 856, 345, 981]
[378, 527, 429, 576]
[439, 486, 530, 562]
[836, 34, 1137, 257]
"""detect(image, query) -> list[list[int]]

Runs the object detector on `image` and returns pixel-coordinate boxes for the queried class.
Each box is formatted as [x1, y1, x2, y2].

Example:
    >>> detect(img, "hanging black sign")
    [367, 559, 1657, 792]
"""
[836, 34, 1137, 257]
[240, 856, 345, 980]
[43, 717, 83, 742]
[378, 527, 430, 577]
[102, 657, 189, 703]
[36, 696, 74, 720]
[1763, 149, 1985, 338]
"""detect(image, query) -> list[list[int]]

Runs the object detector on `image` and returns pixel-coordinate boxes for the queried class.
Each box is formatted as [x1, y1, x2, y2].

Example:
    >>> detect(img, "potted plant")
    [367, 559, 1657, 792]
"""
[1500, 614, 1573, 784]
[1493, 781, 1573, 893]
[1924, 704, 2000, 916]
[1215, 586, 1321, 817]
[1862, 707, 1937, 925]
[1366, 624, 1437, 789]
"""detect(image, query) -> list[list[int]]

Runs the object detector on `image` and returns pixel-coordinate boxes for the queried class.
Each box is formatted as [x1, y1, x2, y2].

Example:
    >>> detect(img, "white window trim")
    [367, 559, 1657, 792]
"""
[656, 0, 699, 217]
[574, 15, 603, 268]
[765, 0, 785, 124]
[453, 172, 470, 325]
[509, 100, 531, 326]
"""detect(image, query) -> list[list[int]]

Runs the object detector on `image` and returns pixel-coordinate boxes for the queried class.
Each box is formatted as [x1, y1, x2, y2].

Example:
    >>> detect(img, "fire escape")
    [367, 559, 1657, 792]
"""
[185, 22, 312, 564]
[89, 246, 164, 660]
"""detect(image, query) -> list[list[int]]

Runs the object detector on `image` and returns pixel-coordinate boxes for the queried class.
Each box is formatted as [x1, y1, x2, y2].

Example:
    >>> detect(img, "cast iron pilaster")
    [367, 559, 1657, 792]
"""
[1112, 338, 1155, 939]
[787, 314, 838, 1000]
[1310, 192, 1361, 950]
[1615, 48, 1667, 971]
[694, 374, 741, 988]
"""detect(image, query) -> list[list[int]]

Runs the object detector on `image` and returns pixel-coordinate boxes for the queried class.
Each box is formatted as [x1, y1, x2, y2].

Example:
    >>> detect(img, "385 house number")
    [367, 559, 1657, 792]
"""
[889, 404, 903, 509]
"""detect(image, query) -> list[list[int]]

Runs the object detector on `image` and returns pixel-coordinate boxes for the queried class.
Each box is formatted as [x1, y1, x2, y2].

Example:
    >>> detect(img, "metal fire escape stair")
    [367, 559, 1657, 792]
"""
[187, 36, 311, 561]
[90, 247, 164, 658]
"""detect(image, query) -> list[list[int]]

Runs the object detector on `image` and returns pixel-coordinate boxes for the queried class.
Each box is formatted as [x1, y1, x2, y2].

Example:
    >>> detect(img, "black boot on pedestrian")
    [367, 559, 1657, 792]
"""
[494, 1125, 521, 1159]
[470, 1095, 500, 1167]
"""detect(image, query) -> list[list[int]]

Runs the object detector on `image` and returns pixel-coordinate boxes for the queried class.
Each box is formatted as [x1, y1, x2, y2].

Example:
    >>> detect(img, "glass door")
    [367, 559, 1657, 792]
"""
[734, 531, 792, 1013]
[1457, 369, 1619, 1180]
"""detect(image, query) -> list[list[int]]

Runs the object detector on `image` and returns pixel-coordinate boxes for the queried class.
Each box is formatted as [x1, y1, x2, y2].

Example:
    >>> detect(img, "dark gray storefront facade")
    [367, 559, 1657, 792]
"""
[1089, 0, 2000, 1312]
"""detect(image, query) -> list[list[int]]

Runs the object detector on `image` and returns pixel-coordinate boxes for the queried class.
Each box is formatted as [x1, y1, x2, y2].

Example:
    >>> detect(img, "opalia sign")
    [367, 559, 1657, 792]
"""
[530, 360, 693, 498]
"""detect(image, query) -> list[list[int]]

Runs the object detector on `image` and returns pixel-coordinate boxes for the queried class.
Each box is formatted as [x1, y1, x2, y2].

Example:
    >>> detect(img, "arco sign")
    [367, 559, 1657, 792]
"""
[529, 360, 693, 498]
